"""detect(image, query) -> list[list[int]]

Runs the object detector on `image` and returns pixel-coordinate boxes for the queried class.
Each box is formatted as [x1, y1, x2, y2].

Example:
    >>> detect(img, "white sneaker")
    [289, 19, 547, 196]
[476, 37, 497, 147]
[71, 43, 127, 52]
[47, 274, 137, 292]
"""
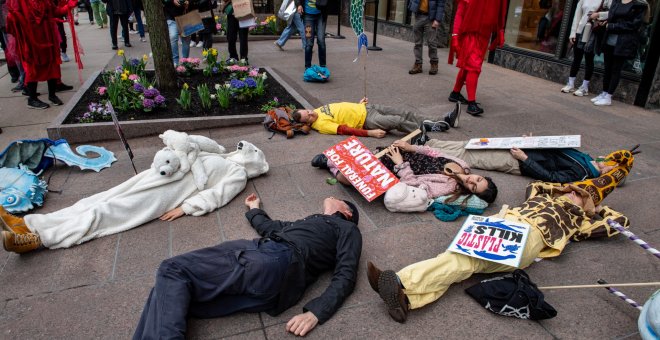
[594, 96, 612, 106]
[189, 41, 195, 47]
[574, 86, 589, 97]
[60, 52, 70, 62]
[196, 41, 203, 48]
[591, 92, 606, 102]
[561, 84, 576, 93]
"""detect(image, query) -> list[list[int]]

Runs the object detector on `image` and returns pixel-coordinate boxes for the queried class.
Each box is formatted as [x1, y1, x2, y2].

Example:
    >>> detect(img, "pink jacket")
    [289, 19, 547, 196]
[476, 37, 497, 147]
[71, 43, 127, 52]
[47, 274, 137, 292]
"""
[393, 145, 471, 199]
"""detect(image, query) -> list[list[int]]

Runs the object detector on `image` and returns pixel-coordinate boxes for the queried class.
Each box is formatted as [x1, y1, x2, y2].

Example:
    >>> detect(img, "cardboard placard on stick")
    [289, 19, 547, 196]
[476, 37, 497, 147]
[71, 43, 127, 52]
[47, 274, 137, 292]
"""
[323, 136, 399, 201]
[373, 129, 421, 158]
[465, 135, 581, 149]
[107, 103, 137, 175]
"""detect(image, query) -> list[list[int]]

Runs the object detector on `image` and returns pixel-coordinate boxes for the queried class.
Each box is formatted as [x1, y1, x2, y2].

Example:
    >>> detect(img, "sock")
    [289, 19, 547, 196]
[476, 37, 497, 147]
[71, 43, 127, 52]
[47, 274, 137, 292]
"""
[568, 77, 576, 87]
[466, 71, 479, 102]
[453, 69, 467, 93]
[582, 80, 590, 88]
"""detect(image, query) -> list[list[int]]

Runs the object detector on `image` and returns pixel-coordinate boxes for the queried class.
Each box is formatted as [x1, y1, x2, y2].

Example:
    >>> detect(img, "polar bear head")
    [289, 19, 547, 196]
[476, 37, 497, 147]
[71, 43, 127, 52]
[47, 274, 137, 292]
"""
[152, 148, 181, 176]
[224, 141, 269, 178]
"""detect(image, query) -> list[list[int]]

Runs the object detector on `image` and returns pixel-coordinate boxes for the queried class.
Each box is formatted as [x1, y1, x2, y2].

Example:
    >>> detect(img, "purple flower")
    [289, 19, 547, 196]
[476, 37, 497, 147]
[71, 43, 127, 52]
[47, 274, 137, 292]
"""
[83, 112, 91, 118]
[212, 66, 219, 74]
[143, 98, 155, 109]
[115, 66, 123, 73]
[133, 83, 145, 92]
[144, 88, 159, 98]
[130, 58, 140, 66]
[154, 95, 166, 105]
[230, 79, 245, 89]
[245, 77, 257, 88]
[274, 97, 279, 102]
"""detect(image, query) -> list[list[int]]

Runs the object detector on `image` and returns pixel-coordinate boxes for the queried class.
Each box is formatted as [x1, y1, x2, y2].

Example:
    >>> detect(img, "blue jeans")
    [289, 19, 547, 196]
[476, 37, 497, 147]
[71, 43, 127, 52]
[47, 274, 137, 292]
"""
[167, 19, 191, 65]
[134, 10, 145, 38]
[276, 12, 305, 49]
[304, 13, 326, 68]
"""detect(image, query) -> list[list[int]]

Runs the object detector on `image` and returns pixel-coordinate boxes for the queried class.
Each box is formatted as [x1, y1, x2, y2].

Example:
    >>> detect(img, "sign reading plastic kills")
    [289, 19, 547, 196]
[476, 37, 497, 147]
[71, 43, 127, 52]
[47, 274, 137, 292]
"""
[447, 215, 531, 268]
[323, 137, 399, 202]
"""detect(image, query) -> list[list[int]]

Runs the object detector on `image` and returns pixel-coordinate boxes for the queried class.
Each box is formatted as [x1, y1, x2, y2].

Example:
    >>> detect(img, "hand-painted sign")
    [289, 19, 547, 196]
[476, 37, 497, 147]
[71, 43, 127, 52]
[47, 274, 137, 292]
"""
[465, 135, 581, 149]
[323, 136, 399, 201]
[447, 215, 531, 268]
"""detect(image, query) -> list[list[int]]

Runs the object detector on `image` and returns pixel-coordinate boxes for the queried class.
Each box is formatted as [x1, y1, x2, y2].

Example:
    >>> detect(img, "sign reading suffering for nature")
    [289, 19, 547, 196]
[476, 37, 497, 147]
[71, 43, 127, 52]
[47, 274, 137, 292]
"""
[447, 215, 531, 268]
[323, 136, 399, 201]
[465, 135, 581, 149]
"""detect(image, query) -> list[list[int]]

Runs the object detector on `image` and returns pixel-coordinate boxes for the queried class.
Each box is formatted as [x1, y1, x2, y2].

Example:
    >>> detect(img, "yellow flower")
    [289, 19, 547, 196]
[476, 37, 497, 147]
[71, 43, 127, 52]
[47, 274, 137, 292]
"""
[142, 54, 148, 62]
[211, 49, 218, 56]
[214, 15, 219, 21]
[120, 73, 128, 80]
[183, 83, 189, 90]
[117, 49, 125, 56]
[123, 69, 130, 75]
[202, 50, 209, 57]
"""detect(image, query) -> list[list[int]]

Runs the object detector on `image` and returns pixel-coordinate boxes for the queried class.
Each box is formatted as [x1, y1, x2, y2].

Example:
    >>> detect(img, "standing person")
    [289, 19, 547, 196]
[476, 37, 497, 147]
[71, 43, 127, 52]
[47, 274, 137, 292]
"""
[561, 0, 608, 97]
[296, 0, 327, 69]
[407, 0, 446, 75]
[274, 0, 306, 50]
[6, 0, 78, 109]
[83, 0, 94, 24]
[90, 0, 108, 28]
[447, 0, 507, 116]
[198, 0, 217, 49]
[56, 21, 70, 62]
[131, 0, 146, 42]
[132, 194, 362, 338]
[163, 0, 193, 65]
[0, 0, 20, 83]
[104, 0, 132, 49]
[592, 0, 649, 106]
[223, 0, 249, 62]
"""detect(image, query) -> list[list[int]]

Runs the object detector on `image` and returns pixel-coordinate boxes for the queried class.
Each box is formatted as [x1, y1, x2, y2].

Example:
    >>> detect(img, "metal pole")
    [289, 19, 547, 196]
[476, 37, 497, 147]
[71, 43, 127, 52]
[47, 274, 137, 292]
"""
[367, 0, 382, 51]
[334, 0, 346, 38]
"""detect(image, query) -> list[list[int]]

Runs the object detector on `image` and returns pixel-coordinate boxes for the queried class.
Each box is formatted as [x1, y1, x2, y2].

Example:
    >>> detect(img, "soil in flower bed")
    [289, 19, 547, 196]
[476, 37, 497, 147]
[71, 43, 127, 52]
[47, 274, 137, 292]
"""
[63, 69, 304, 124]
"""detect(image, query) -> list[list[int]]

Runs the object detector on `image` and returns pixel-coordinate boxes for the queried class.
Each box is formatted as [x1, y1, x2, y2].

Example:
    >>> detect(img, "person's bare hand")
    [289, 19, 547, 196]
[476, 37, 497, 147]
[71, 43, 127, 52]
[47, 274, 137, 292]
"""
[386, 146, 404, 165]
[510, 147, 528, 161]
[173, 0, 182, 6]
[359, 97, 369, 104]
[297, 5, 303, 14]
[286, 312, 318, 337]
[245, 193, 260, 210]
[367, 129, 386, 138]
[392, 139, 414, 152]
[160, 207, 185, 221]
[432, 20, 440, 28]
[589, 12, 599, 20]
[570, 37, 576, 44]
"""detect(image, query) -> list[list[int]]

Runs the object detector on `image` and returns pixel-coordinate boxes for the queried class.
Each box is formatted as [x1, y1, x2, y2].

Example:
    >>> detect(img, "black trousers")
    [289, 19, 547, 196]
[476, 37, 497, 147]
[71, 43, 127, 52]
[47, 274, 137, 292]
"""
[569, 45, 594, 80]
[57, 22, 67, 53]
[109, 13, 130, 46]
[602, 44, 627, 94]
[226, 14, 248, 60]
[133, 239, 292, 339]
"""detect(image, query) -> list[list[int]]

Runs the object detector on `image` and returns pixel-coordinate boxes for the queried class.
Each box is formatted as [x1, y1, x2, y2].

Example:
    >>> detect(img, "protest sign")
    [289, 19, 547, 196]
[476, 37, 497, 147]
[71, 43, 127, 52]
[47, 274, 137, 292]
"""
[465, 135, 581, 149]
[107, 103, 137, 175]
[323, 136, 399, 201]
[447, 215, 531, 268]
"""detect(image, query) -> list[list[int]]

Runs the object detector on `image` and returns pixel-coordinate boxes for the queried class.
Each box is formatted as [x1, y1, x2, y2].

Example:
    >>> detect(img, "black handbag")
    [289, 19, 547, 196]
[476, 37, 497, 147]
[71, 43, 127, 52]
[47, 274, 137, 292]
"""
[465, 269, 558, 320]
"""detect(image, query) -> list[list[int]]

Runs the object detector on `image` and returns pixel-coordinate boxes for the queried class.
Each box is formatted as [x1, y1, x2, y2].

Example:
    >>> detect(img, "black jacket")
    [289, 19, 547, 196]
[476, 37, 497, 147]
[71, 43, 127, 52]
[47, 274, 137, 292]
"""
[245, 208, 362, 324]
[519, 149, 596, 183]
[605, 0, 649, 58]
[162, 0, 197, 20]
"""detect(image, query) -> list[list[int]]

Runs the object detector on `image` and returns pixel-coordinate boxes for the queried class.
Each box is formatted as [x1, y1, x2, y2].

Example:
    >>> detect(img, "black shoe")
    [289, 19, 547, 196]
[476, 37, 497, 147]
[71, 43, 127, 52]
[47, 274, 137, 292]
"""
[411, 125, 429, 146]
[27, 98, 50, 110]
[11, 84, 24, 93]
[10, 76, 19, 83]
[112, 45, 118, 50]
[311, 154, 329, 169]
[448, 91, 468, 104]
[466, 101, 484, 116]
[22, 89, 41, 96]
[49, 95, 64, 106]
[55, 83, 74, 92]
[444, 102, 461, 128]
[124, 43, 132, 47]
[422, 120, 449, 132]
[377, 270, 409, 323]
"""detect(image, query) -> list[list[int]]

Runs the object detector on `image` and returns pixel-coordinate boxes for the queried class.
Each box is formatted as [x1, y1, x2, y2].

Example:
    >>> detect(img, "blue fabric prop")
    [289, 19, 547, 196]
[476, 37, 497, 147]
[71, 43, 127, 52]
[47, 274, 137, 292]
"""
[427, 202, 486, 222]
[303, 65, 330, 82]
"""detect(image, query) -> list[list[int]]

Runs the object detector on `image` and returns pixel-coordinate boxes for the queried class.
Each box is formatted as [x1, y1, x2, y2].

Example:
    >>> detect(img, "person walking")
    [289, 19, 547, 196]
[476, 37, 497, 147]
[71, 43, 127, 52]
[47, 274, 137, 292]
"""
[104, 0, 132, 49]
[131, 0, 146, 42]
[274, 0, 305, 50]
[90, 0, 108, 28]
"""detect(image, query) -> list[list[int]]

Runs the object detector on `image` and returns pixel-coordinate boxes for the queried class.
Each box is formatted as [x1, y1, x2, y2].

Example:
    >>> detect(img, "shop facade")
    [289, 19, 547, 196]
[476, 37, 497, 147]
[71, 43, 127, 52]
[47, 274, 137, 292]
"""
[339, 0, 660, 109]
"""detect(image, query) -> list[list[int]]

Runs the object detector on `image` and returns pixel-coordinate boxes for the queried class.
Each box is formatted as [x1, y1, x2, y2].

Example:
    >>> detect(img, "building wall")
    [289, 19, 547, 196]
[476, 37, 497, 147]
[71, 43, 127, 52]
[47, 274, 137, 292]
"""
[648, 59, 660, 110]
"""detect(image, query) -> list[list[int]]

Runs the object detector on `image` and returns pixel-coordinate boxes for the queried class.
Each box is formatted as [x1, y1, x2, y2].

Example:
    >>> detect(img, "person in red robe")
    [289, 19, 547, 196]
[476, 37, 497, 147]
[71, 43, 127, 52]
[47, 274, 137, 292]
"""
[6, 0, 77, 109]
[448, 0, 507, 116]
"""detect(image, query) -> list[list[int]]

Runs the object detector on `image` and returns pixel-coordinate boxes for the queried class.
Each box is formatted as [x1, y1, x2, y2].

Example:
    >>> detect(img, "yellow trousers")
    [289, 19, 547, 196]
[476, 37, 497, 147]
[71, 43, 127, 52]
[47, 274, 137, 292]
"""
[397, 227, 546, 309]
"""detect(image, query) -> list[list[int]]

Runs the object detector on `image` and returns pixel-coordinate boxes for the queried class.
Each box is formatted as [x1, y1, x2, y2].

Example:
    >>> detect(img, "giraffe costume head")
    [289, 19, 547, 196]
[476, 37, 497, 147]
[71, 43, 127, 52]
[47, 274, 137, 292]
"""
[569, 149, 635, 206]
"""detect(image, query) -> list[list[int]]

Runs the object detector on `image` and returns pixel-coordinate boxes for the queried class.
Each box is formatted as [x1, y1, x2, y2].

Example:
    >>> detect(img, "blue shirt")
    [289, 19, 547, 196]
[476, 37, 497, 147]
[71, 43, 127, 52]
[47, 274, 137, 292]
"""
[305, 0, 320, 14]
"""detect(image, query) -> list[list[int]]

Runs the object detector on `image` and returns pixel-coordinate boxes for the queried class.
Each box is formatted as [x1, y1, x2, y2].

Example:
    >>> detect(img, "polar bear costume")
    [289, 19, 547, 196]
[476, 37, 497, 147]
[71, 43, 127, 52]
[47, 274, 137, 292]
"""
[24, 141, 268, 249]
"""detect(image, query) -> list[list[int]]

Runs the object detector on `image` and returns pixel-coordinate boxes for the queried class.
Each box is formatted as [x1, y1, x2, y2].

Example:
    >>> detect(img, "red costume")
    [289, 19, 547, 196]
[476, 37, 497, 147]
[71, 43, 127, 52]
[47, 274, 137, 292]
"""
[448, 0, 507, 103]
[6, 0, 76, 83]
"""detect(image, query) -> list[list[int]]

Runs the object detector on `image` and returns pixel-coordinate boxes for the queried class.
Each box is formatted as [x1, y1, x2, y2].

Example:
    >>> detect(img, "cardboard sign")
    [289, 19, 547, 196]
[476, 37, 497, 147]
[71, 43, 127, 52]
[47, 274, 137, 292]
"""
[232, 0, 256, 19]
[447, 215, 531, 268]
[465, 135, 581, 149]
[323, 136, 399, 201]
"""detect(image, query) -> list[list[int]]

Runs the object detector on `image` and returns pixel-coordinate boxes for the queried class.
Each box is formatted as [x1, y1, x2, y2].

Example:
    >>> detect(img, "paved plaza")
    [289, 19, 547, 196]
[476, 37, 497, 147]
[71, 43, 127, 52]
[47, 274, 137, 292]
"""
[0, 20, 659, 339]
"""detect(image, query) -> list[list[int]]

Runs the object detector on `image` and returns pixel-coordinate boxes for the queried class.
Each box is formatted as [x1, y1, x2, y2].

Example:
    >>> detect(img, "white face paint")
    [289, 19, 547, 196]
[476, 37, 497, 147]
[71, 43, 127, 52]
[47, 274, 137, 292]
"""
[223, 141, 269, 178]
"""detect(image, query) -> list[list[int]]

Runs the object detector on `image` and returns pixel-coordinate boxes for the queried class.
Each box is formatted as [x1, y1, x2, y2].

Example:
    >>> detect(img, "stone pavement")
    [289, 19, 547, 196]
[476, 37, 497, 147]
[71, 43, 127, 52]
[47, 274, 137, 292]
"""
[0, 19, 659, 340]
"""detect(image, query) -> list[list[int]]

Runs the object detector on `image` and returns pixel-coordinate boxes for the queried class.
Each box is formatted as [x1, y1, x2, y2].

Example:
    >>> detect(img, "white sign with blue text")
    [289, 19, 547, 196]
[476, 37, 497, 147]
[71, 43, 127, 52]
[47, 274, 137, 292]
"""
[447, 215, 531, 268]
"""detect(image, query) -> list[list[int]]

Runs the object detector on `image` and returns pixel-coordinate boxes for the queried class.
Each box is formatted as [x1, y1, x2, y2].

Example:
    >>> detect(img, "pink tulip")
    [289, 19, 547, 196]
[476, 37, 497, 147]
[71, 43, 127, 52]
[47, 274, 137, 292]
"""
[98, 86, 107, 95]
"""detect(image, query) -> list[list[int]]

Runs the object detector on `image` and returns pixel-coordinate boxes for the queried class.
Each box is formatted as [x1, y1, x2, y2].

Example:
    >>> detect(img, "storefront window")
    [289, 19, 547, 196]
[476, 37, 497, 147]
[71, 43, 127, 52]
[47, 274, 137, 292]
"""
[365, 0, 408, 24]
[504, 0, 567, 54]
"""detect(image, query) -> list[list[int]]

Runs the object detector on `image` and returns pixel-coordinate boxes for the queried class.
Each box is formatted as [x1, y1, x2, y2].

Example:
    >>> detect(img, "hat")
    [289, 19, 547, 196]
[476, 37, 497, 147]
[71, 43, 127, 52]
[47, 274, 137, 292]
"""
[384, 183, 432, 212]
[570, 150, 634, 206]
[465, 269, 557, 320]
[342, 200, 360, 225]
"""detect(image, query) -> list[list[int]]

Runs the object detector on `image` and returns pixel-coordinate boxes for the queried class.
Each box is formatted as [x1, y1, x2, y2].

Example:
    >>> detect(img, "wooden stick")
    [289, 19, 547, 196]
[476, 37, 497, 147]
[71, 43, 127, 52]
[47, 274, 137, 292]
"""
[539, 282, 660, 290]
[496, 205, 509, 218]
[373, 129, 421, 158]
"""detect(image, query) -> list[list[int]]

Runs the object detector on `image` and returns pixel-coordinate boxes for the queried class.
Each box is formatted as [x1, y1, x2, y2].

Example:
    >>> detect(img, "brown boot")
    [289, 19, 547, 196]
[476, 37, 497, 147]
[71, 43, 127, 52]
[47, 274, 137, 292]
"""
[367, 261, 382, 293]
[2, 231, 41, 253]
[429, 62, 438, 75]
[408, 63, 422, 74]
[0, 206, 29, 234]
[377, 269, 409, 323]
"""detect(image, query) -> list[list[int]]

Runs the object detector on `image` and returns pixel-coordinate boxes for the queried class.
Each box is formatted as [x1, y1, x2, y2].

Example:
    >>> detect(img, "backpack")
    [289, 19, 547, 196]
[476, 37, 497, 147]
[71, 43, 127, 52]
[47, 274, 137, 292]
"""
[263, 107, 311, 139]
[303, 65, 330, 82]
